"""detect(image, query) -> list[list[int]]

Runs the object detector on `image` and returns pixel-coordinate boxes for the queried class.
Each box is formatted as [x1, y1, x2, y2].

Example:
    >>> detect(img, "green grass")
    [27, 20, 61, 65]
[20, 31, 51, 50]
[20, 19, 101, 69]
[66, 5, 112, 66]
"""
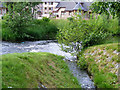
[78, 43, 119, 88]
[102, 36, 119, 44]
[2, 52, 81, 88]
[50, 19, 69, 30]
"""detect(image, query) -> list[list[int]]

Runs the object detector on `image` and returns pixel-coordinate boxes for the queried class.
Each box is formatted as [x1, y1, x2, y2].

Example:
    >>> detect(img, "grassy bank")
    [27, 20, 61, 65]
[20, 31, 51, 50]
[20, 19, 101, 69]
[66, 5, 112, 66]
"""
[2, 52, 80, 88]
[78, 43, 119, 88]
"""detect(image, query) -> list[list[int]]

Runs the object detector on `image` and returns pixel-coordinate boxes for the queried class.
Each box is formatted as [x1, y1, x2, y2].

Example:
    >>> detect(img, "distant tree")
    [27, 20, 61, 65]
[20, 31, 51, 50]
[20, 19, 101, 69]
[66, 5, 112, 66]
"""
[91, 2, 120, 25]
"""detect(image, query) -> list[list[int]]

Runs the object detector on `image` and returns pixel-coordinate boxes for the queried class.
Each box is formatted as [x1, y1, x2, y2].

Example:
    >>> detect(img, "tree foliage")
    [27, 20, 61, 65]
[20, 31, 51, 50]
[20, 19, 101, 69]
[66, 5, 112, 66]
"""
[3, 2, 41, 39]
[57, 14, 110, 60]
[91, 2, 120, 25]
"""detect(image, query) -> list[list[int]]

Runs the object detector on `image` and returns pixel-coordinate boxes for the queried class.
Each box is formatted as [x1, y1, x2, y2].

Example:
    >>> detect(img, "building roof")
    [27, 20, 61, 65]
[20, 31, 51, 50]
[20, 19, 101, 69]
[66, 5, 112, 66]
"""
[42, 0, 61, 2]
[56, 1, 91, 11]
[56, 2, 76, 11]
[73, 2, 87, 11]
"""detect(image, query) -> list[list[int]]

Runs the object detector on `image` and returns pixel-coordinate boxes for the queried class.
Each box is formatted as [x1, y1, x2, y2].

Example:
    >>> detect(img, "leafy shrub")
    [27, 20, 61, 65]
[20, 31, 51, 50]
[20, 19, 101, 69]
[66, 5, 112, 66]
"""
[77, 55, 87, 69]
[42, 17, 50, 22]
[2, 3, 55, 42]
[67, 17, 74, 22]
[98, 15, 119, 35]
[24, 19, 58, 40]
[58, 14, 119, 49]
[2, 2, 33, 40]
[2, 18, 58, 42]
[2, 28, 17, 42]
[32, 19, 42, 24]
[57, 14, 111, 59]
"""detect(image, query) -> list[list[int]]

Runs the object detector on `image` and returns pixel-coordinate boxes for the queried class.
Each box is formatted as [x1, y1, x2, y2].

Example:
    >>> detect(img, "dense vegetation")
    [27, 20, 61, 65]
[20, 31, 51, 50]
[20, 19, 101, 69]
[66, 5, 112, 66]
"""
[78, 43, 119, 88]
[56, 11, 119, 88]
[2, 2, 58, 42]
[2, 17, 58, 42]
[91, 2, 120, 26]
[2, 52, 80, 88]
[1, 1, 119, 89]
[57, 13, 119, 59]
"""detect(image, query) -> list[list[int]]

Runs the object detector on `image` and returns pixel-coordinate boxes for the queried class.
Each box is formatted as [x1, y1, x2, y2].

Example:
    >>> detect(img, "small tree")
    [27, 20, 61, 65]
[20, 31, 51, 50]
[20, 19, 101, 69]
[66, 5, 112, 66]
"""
[57, 12, 109, 60]
[3, 2, 41, 40]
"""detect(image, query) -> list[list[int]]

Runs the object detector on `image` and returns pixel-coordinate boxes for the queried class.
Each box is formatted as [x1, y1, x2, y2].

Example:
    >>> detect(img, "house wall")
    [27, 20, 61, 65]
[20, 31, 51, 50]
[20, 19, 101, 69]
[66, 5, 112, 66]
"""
[42, 2, 59, 18]
[54, 9, 77, 19]
[61, 11, 75, 19]
[55, 7, 65, 19]
[54, 8, 76, 19]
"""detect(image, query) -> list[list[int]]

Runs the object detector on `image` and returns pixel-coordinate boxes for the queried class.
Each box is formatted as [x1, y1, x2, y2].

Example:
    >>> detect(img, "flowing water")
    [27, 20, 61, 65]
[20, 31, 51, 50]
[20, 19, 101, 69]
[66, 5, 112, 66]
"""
[1, 40, 95, 89]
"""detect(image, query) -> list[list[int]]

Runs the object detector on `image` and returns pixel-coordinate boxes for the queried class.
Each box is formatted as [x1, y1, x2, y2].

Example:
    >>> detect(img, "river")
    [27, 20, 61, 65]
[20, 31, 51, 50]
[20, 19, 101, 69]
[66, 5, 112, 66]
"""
[1, 40, 95, 89]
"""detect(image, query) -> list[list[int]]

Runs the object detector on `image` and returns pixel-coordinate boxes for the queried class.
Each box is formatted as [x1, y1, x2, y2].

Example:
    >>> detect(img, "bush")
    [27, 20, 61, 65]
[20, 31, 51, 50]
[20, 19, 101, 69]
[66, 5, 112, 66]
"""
[97, 15, 119, 35]
[57, 14, 111, 58]
[67, 17, 74, 22]
[25, 19, 58, 40]
[32, 19, 42, 24]
[2, 19, 58, 42]
[58, 14, 119, 48]
[2, 28, 17, 42]
[2, 3, 56, 42]
[42, 17, 50, 22]
[77, 55, 87, 70]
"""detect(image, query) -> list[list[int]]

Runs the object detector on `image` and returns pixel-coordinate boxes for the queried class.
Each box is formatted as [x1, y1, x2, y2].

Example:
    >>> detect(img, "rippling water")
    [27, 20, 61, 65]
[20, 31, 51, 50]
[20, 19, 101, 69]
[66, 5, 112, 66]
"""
[1, 40, 95, 89]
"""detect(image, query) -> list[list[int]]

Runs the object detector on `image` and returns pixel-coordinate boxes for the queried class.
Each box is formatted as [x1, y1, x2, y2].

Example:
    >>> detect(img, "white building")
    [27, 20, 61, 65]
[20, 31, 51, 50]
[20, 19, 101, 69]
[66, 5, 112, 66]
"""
[42, 1, 59, 18]
[35, 1, 92, 19]
[0, 2, 6, 19]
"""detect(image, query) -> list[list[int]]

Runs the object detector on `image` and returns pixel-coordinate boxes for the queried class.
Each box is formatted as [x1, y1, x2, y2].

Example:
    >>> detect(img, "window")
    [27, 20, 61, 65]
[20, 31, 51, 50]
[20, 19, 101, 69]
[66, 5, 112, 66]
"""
[69, 12, 72, 15]
[51, 2, 53, 5]
[45, 7, 47, 10]
[57, 15, 59, 17]
[49, 7, 53, 10]
[49, 2, 53, 5]
[45, 2, 47, 4]
[61, 12, 65, 15]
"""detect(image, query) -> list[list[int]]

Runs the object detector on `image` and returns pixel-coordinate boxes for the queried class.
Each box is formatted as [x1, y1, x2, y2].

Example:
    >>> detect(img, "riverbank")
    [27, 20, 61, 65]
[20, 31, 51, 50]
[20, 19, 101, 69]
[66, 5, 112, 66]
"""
[1, 40, 95, 88]
[2, 52, 81, 88]
[78, 43, 119, 88]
